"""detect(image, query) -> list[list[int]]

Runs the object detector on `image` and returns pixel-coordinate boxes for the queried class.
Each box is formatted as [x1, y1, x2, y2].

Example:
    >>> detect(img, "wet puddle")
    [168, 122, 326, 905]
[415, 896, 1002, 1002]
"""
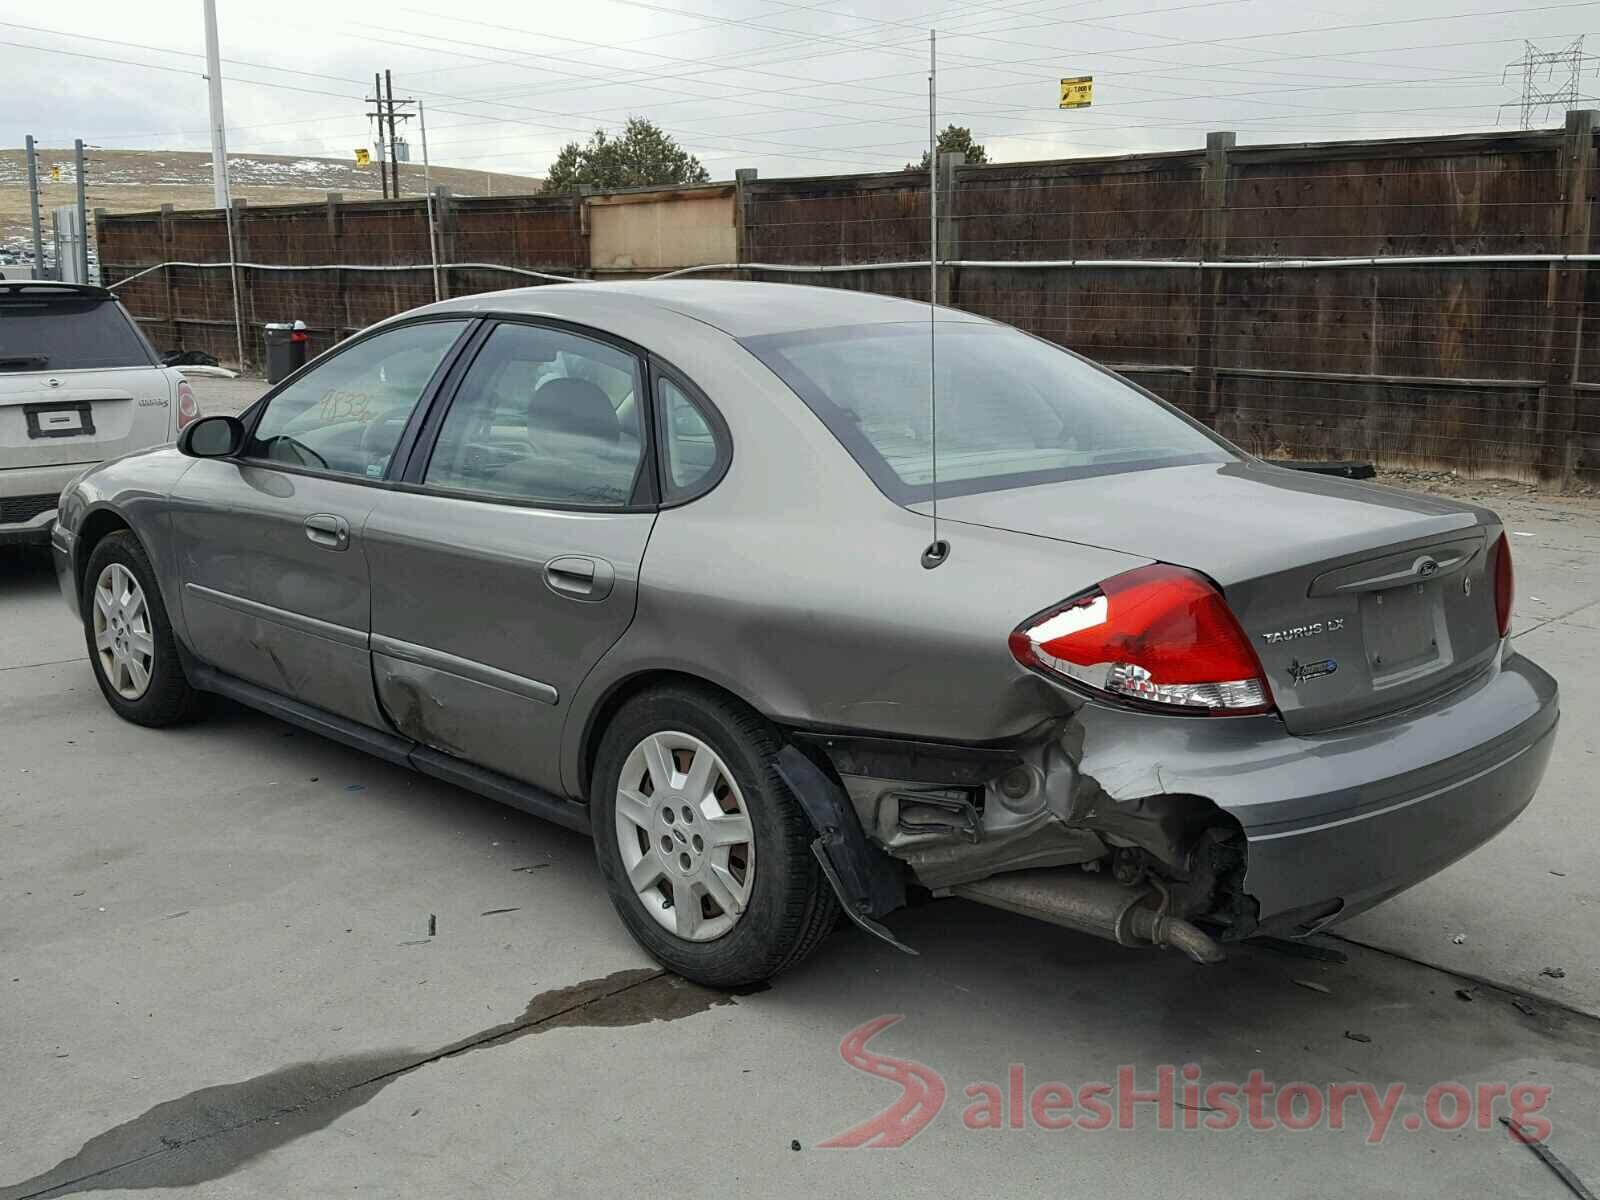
[2, 969, 731, 1199]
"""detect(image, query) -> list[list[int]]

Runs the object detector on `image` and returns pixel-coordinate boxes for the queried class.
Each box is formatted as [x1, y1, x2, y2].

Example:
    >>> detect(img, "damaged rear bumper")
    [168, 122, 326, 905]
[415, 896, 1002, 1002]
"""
[804, 647, 1556, 951]
[1076, 647, 1558, 934]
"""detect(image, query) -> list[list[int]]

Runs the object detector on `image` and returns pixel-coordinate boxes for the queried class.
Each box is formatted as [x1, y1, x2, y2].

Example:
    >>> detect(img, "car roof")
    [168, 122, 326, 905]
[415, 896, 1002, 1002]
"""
[0, 280, 114, 301]
[427, 279, 990, 338]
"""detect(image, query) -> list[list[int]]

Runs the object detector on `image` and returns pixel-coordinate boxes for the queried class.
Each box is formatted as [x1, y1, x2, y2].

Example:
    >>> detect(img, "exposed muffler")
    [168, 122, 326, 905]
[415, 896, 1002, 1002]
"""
[953, 869, 1226, 964]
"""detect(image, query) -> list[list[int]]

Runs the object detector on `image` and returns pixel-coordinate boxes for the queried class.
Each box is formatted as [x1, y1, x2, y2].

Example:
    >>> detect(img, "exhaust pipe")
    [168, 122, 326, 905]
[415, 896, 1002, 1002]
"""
[953, 869, 1226, 964]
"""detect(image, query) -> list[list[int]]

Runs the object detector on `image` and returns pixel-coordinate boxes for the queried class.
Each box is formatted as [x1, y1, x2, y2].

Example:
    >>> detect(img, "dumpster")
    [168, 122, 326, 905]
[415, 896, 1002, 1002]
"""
[263, 320, 309, 383]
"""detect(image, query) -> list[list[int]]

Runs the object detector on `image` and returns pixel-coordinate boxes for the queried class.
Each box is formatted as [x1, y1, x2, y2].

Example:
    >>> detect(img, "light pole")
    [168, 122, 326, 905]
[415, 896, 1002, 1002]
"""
[202, 0, 229, 209]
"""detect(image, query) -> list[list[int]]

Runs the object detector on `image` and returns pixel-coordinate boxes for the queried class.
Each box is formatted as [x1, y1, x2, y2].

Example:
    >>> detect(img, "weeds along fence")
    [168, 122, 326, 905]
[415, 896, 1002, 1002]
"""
[98, 118, 1600, 487]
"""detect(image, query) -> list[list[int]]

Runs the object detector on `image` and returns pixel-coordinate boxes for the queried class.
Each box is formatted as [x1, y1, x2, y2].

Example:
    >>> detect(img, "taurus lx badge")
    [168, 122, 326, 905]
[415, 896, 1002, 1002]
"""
[1262, 617, 1345, 645]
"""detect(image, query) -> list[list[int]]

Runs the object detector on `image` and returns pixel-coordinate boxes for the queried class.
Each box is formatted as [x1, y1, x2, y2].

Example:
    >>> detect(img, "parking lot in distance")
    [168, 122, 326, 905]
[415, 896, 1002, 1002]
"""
[2, 375, 1597, 1197]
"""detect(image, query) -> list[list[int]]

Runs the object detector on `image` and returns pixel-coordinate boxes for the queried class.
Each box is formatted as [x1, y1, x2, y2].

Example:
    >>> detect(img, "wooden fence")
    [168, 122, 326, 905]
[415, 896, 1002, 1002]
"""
[99, 119, 1600, 486]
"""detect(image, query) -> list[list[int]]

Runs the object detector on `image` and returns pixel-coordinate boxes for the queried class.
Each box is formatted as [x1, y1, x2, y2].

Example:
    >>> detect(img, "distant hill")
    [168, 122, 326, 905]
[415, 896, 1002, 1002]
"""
[0, 148, 543, 249]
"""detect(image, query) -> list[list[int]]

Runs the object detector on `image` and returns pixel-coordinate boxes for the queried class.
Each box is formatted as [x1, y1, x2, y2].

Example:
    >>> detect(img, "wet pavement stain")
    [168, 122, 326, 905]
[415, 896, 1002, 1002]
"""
[2, 968, 731, 1200]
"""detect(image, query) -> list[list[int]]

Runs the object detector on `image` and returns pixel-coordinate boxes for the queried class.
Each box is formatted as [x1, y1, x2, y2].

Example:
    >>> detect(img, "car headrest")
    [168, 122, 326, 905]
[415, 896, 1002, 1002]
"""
[529, 377, 620, 443]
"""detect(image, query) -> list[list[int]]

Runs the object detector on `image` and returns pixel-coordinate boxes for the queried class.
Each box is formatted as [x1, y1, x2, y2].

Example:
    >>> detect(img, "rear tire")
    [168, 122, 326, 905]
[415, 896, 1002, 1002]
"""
[81, 531, 198, 727]
[591, 685, 839, 988]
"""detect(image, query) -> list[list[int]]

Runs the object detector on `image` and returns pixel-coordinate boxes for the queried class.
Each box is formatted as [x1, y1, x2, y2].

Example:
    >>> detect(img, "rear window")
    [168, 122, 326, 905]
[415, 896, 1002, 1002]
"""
[743, 321, 1234, 503]
[0, 297, 152, 371]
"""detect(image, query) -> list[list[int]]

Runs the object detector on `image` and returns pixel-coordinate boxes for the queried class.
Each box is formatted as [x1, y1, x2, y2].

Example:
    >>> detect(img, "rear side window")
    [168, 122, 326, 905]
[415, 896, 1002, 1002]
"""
[424, 322, 646, 508]
[0, 298, 152, 370]
[743, 322, 1235, 503]
[656, 375, 725, 500]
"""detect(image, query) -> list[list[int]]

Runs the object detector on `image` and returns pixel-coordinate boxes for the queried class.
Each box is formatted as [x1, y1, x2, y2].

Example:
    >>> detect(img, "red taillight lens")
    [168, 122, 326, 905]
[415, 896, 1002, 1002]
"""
[1491, 531, 1514, 639]
[1009, 563, 1275, 716]
[175, 380, 199, 431]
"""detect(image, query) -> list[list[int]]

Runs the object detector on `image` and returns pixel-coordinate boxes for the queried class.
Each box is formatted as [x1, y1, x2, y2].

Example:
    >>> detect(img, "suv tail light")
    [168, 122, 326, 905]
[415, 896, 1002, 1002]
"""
[175, 380, 199, 431]
[1009, 564, 1275, 716]
[1490, 531, 1514, 639]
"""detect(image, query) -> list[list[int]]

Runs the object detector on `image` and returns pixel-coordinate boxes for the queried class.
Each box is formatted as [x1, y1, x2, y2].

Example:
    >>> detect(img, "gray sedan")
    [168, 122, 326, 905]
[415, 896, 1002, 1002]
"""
[51, 281, 1559, 987]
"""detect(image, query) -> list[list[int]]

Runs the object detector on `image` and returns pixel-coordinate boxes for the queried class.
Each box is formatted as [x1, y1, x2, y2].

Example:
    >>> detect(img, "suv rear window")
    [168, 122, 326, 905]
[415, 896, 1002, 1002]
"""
[743, 321, 1234, 503]
[0, 297, 153, 371]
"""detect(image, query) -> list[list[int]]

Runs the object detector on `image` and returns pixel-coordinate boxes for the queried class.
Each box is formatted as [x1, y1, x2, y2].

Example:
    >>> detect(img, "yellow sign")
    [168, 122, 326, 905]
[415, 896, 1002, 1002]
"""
[50, 164, 61, 181]
[1059, 75, 1093, 109]
[354, 147, 371, 167]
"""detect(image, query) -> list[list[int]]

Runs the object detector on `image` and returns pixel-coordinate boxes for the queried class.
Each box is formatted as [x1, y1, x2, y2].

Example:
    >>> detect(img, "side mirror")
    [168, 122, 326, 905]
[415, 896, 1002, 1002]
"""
[178, 414, 244, 458]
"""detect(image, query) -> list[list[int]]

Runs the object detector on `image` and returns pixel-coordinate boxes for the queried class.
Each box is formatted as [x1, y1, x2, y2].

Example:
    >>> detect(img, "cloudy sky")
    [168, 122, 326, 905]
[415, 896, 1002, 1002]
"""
[2, 0, 1597, 177]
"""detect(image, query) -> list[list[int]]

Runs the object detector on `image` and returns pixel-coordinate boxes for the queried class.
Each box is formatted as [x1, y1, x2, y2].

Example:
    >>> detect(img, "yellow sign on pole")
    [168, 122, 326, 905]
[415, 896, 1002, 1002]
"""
[354, 147, 371, 167]
[1059, 75, 1093, 109]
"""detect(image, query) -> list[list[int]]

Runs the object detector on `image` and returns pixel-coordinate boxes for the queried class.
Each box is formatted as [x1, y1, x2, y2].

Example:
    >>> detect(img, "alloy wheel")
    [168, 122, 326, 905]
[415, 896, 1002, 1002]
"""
[614, 730, 755, 942]
[92, 562, 155, 701]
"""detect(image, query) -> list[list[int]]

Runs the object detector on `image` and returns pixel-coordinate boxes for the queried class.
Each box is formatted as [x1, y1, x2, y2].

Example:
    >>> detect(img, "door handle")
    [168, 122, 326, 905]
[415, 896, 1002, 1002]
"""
[304, 513, 350, 551]
[544, 555, 615, 601]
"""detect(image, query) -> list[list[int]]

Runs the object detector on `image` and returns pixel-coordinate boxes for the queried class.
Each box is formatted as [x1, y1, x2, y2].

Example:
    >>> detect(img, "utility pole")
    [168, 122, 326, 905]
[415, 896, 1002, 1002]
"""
[385, 70, 401, 198]
[365, 72, 413, 199]
[24, 135, 44, 278]
[371, 73, 388, 198]
[202, 0, 229, 208]
[74, 139, 88, 282]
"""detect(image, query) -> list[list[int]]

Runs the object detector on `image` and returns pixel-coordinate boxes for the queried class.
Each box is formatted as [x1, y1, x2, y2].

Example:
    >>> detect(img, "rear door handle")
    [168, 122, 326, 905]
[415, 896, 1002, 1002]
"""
[304, 513, 350, 551]
[544, 555, 615, 602]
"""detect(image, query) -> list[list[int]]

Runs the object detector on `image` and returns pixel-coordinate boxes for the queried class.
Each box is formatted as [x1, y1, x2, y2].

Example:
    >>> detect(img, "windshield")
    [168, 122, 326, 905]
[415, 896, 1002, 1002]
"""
[0, 297, 153, 371]
[743, 321, 1236, 503]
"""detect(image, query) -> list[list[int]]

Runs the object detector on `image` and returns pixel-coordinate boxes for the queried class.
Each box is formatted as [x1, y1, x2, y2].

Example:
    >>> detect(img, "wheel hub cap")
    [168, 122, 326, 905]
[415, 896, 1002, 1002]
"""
[92, 562, 154, 701]
[614, 731, 755, 942]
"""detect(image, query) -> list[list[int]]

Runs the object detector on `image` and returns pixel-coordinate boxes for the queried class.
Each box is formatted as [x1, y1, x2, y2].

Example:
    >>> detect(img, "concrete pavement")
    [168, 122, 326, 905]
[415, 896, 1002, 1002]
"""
[3, 411, 1597, 1196]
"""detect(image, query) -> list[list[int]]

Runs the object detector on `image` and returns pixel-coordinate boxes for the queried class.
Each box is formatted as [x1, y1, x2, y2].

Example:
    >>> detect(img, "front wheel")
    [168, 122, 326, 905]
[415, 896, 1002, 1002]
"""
[591, 686, 839, 988]
[81, 531, 198, 726]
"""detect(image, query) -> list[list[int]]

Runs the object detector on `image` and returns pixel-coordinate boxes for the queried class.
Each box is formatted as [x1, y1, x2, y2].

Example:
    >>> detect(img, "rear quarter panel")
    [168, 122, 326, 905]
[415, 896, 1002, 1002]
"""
[562, 326, 1150, 792]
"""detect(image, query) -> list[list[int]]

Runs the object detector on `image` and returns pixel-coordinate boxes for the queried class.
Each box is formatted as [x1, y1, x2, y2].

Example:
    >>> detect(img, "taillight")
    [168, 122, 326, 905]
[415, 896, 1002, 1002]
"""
[1009, 564, 1275, 716]
[1491, 531, 1514, 639]
[175, 380, 199, 431]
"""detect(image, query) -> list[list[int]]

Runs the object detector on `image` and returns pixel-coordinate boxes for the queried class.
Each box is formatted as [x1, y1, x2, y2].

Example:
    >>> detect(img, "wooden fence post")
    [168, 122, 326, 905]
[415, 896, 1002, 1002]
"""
[433, 186, 455, 298]
[1191, 131, 1235, 419]
[577, 184, 594, 278]
[325, 193, 346, 342]
[1541, 109, 1596, 484]
[938, 151, 963, 306]
[159, 204, 178, 349]
[735, 167, 757, 280]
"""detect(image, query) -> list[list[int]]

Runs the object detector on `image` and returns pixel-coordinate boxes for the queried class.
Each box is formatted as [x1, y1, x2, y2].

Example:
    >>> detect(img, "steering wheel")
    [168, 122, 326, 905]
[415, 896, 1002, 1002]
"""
[259, 435, 330, 471]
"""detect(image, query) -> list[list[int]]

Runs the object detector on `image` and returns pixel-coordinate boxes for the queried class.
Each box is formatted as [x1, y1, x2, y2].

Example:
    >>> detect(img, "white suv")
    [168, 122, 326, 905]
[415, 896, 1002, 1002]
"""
[0, 281, 198, 546]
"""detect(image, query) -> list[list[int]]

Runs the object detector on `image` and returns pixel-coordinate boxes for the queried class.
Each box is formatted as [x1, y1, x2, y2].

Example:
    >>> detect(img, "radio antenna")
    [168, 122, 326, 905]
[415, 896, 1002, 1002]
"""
[922, 27, 950, 570]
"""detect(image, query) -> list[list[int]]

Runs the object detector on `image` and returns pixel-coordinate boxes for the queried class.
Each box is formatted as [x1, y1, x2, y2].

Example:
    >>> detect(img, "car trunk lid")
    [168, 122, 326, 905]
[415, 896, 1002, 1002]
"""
[921, 461, 1504, 733]
[0, 367, 173, 469]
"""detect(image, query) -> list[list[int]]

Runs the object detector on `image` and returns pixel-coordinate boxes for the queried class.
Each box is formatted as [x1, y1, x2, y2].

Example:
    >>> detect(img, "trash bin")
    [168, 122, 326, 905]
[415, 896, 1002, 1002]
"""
[263, 320, 309, 383]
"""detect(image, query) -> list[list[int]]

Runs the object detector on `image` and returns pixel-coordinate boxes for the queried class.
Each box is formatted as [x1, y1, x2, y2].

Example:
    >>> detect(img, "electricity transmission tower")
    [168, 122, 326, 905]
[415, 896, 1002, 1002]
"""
[1504, 37, 1597, 129]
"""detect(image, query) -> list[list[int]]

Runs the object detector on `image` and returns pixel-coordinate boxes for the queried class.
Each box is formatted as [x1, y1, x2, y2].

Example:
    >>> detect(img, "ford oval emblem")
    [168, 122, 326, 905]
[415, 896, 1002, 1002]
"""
[46, 377, 62, 388]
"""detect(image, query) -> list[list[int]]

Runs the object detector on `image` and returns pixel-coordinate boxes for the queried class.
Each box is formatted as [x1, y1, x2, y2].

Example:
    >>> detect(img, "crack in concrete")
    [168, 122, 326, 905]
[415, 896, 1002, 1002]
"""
[1, 967, 732, 1200]
[1512, 598, 1600, 641]
[1330, 933, 1600, 1025]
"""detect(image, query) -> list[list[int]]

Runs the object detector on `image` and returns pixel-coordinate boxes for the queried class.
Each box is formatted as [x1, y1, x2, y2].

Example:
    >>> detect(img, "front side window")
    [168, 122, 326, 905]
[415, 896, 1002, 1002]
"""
[244, 319, 469, 478]
[424, 322, 645, 507]
[744, 322, 1236, 503]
